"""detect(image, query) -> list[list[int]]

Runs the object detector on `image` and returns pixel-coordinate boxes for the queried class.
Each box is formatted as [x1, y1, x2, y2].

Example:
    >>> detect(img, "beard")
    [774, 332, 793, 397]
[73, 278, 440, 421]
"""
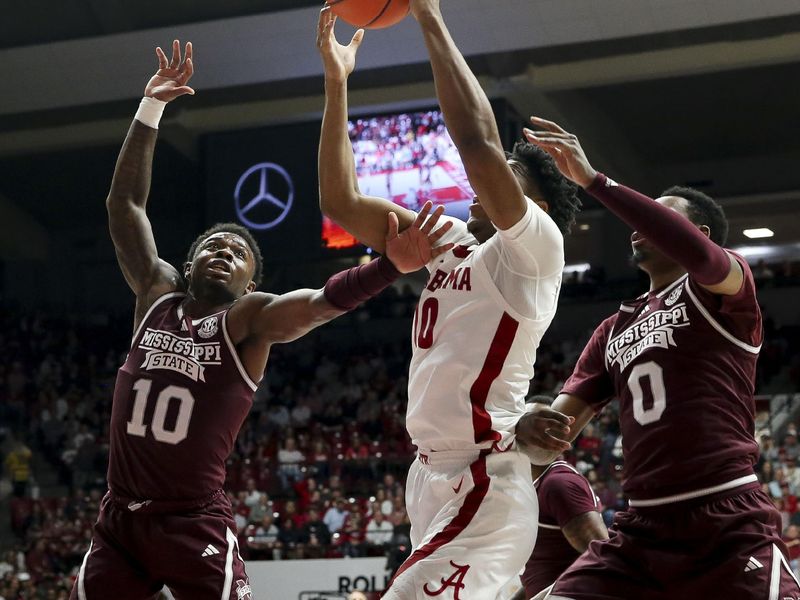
[631, 246, 651, 265]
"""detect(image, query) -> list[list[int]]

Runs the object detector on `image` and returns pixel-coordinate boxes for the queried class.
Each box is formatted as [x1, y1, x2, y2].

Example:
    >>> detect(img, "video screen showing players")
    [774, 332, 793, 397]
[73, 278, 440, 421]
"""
[322, 109, 475, 250]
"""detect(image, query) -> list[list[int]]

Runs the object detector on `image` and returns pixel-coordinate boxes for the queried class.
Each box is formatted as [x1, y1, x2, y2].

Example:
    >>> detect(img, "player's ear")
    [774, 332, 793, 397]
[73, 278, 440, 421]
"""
[244, 280, 256, 295]
[699, 224, 711, 239]
[183, 262, 192, 280]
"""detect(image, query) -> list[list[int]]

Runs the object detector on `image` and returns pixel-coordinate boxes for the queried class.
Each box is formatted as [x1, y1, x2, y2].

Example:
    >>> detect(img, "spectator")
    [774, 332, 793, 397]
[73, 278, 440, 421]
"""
[784, 524, 800, 578]
[365, 511, 394, 547]
[4, 436, 32, 497]
[303, 507, 331, 546]
[277, 437, 305, 489]
[324, 498, 349, 534]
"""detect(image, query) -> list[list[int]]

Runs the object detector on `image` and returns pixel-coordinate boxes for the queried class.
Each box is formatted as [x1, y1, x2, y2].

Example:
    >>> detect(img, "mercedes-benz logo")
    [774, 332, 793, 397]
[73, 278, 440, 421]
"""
[233, 162, 295, 230]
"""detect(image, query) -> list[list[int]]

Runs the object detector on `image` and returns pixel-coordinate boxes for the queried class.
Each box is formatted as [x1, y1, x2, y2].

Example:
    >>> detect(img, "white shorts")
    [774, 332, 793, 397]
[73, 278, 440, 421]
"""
[384, 447, 538, 599]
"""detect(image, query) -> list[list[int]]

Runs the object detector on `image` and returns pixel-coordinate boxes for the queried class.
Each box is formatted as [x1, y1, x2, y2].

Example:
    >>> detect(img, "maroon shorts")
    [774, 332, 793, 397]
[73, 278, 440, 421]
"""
[550, 484, 800, 600]
[70, 491, 251, 600]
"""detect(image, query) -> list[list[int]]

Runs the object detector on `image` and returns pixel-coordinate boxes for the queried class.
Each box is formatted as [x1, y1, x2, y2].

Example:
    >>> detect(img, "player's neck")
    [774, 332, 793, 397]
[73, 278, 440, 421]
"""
[647, 265, 687, 293]
[183, 290, 235, 318]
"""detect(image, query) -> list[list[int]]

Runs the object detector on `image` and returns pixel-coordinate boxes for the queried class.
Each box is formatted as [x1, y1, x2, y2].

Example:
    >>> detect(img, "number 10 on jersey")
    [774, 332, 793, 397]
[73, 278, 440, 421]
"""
[414, 298, 439, 349]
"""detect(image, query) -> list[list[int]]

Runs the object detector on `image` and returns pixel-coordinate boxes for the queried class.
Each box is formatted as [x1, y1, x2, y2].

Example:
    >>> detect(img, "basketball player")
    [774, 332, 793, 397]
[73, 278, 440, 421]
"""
[315, 2, 581, 597]
[512, 397, 608, 600]
[71, 40, 453, 600]
[517, 118, 800, 599]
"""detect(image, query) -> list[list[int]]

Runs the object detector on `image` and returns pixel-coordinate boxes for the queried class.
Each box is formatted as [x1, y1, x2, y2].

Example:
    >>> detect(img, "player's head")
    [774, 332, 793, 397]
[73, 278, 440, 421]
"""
[631, 186, 728, 273]
[467, 141, 581, 242]
[527, 394, 554, 406]
[184, 223, 263, 301]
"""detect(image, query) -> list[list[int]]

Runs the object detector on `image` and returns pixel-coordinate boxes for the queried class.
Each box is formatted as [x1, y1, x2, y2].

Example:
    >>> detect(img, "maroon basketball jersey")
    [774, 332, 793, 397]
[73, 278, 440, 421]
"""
[563, 254, 762, 502]
[521, 461, 600, 597]
[107, 292, 257, 501]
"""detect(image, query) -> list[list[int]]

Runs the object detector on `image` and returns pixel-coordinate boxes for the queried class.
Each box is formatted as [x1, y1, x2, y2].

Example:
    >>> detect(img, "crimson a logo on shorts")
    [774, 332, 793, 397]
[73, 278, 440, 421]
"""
[422, 561, 470, 599]
[235, 579, 252, 600]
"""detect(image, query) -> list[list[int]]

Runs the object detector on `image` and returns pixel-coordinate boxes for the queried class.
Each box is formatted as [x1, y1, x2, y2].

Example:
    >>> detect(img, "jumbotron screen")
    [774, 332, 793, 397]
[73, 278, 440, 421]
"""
[322, 109, 475, 250]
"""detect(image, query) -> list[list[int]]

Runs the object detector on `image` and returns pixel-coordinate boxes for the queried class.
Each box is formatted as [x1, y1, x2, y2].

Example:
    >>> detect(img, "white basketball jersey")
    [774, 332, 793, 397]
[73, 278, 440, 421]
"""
[407, 199, 564, 451]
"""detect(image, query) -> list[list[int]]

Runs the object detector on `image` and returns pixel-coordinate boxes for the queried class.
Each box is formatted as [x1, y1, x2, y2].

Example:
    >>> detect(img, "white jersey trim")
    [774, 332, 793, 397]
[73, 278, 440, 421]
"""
[533, 460, 579, 485]
[771, 543, 800, 600]
[684, 281, 761, 354]
[221, 527, 237, 600]
[538, 522, 562, 530]
[77, 539, 92, 600]
[655, 274, 689, 298]
[628, 474, 758, 507]
[221, 311, 259, 392]
[130, 292, 186, 349]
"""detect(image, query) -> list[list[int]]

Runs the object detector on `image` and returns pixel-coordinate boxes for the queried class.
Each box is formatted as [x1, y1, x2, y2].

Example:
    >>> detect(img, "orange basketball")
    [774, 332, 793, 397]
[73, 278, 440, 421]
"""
[326, 0, 411, 29]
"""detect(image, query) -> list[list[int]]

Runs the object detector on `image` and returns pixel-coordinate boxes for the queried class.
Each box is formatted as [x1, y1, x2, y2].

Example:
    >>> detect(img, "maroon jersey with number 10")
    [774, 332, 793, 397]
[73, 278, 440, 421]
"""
[562, 253, 762, 502]
[107, 292, 258, 501]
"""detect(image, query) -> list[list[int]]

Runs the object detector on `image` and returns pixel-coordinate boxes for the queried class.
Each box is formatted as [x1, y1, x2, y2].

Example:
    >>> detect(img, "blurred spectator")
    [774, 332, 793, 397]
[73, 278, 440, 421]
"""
[4, 436, 32, 498]
[366, 511, 394, 548]
[324, 498, 349, 534]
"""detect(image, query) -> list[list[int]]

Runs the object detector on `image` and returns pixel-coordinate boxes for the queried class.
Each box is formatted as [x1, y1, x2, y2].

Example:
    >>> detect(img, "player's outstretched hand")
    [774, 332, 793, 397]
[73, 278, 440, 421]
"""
[523, 117, 597, 188]
[317, 7, 364, 84]
[145, 40, 195, 102]
[516, 403, 574, 455]
[385, 202, 454, 274]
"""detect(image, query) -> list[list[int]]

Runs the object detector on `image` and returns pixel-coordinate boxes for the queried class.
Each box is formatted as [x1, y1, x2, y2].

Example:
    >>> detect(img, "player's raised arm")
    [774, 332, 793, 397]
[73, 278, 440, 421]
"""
[410, 0, 527, 231]
[524, 117, 743, 296]
[316, 9, 417, 252]
[231, 206, 454, 345]
[107, 40, 195, 304]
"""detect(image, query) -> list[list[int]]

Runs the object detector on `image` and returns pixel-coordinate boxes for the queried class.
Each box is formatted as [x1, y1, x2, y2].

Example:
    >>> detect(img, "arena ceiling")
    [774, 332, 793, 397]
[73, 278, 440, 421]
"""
[0, 0, 799, 264]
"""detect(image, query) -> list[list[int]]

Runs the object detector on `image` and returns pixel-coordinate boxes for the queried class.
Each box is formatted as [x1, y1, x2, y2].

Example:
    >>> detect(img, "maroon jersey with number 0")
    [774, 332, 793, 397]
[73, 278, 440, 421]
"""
[562, 253, 762, 501]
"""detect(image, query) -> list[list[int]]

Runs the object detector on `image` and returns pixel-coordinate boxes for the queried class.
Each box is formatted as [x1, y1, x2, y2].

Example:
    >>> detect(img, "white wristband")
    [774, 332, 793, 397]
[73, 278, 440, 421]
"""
[134, 96, 167, 130]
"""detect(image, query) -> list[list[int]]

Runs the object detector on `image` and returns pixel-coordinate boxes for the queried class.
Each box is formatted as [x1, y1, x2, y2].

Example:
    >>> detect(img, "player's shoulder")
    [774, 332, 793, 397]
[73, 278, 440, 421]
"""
[538, 463, 592, 497]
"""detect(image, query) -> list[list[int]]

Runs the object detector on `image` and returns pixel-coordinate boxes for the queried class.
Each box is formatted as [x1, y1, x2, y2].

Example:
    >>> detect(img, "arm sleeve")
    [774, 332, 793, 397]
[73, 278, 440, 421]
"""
[493, 197, 565, 279]
[539, 471, 599, 527]
[561, 317, 616, 411]
[586, 173, 731, 286]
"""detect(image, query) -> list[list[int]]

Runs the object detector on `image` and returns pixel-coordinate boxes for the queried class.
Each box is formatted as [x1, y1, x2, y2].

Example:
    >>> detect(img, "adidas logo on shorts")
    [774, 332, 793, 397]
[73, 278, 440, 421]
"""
[744, 556, 763, 573]
[201, 544, 220, 557]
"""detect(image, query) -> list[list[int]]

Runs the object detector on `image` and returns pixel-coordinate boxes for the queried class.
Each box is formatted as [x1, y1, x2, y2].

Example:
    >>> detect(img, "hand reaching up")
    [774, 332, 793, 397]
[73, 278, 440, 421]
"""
[145, 40, 195, 102]
[385, 202, 455, 274]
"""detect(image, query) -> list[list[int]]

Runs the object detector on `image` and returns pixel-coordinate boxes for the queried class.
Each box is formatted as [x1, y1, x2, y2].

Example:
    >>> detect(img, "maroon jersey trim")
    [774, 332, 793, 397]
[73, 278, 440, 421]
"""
[469, 312, 519, 445]
[683, 281, 761, 354]
[129, 292, 186, 349]
[221, 311, 259, 392]
[628, 473, 758, 507]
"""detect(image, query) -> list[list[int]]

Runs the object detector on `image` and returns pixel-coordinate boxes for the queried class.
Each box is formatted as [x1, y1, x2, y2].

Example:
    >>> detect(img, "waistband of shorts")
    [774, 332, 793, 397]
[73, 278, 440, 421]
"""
[628, 474, 759, 509]
[416, 444, 515, 467]
[106, 488, 224, 515]
[417, 448, 483, 467]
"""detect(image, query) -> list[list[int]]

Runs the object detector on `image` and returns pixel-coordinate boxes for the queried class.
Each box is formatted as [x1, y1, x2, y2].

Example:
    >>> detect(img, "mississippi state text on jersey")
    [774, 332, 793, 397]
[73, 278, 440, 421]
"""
[107, 292, 257, 501]
[563, 253, 762, 502]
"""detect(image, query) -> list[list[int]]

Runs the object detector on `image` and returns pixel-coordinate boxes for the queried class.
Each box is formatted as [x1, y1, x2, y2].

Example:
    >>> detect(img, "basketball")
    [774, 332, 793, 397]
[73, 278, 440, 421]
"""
[326, 0, 411, 29]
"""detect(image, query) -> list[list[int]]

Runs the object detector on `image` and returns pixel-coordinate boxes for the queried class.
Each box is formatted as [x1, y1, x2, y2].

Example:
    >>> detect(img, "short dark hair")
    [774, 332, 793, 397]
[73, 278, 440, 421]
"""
[186, 222, 264, 286]
[660, 186, 728, 247]
[527, 394, 554, 406]
[508, 141, 582, 234]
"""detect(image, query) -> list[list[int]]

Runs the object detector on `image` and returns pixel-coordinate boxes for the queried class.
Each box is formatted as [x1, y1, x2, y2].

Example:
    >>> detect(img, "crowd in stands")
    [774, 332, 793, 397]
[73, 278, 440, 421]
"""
[1, 274, 799, 597]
